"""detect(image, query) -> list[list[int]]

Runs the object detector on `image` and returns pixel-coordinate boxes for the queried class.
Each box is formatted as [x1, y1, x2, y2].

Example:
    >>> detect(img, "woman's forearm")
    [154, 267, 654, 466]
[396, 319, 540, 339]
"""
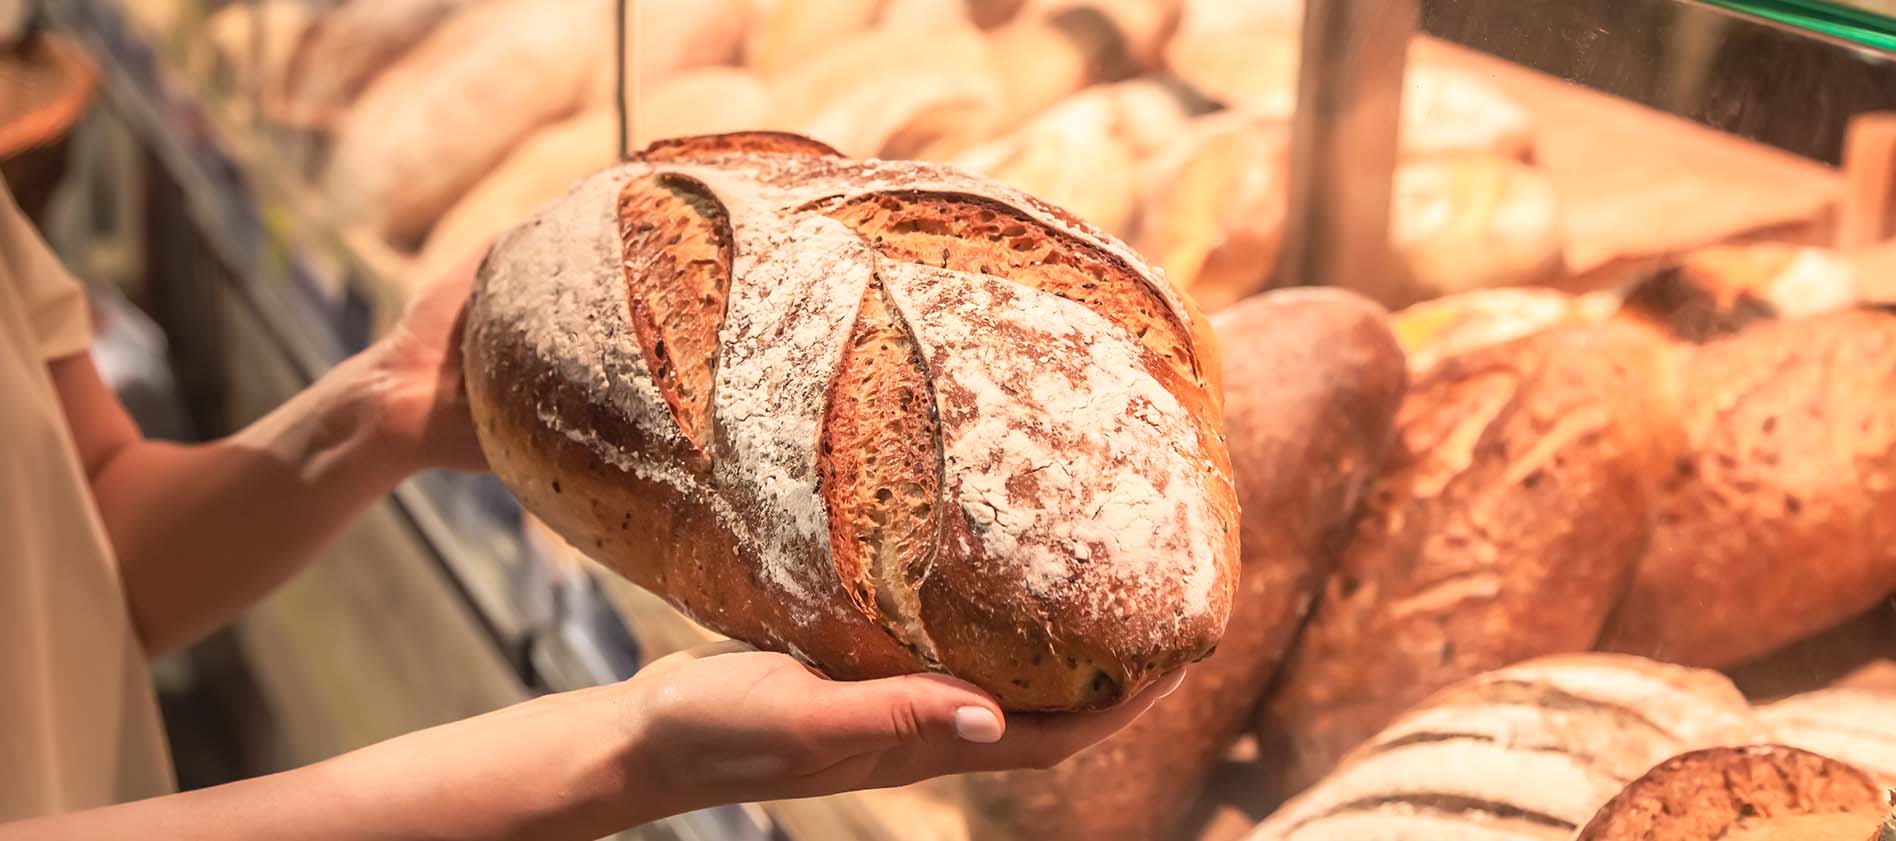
[84, 349, 420, 655]
[0, 685, 661, 841]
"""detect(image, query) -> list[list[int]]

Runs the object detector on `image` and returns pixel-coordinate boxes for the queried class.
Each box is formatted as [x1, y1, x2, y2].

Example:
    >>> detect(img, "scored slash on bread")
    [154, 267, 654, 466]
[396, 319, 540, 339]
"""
[462, 131, 1238, 710]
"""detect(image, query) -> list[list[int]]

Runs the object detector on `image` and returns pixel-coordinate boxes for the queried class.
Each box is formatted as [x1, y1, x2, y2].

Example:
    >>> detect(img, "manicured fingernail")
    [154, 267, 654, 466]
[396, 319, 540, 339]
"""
[954, 706, 1004, 743]
[1158, 670, 1187, 699]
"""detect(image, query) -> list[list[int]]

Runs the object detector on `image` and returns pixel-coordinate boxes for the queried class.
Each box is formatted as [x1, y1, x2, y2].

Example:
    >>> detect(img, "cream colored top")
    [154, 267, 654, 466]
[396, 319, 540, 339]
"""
[0, 182, 174, 819]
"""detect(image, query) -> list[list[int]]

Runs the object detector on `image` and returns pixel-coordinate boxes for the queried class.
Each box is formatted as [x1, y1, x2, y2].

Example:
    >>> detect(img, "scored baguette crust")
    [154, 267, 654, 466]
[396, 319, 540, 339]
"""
[1574, 745, 1885, 841]
[1259, 323, 1673, 795]
[1248, 655, 1761, 841]
[967, 288, 1407, 841]
[1759, 688, 1896, 787]
[464, 132, 1236, 709]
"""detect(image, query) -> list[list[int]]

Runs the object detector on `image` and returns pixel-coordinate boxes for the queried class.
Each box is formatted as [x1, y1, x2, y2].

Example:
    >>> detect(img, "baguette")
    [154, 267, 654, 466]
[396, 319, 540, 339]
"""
[462, 132, 1238, 710]
[1134, 111, 1289, 311]
[585, 0, 750, 107]
[1247, 655, 1760, 841]
[1599, 308, 1896, 667]
[966, 288, 1406, 841]
[322, 0, 609, 247]
[1257, 323, 1672, 796]
[1383, 154, 1564, 307]
[762, 22, 1000, 160]
[1759, 688, 1896, 787]
[272, 0, 482, 129]
[1574, 745, 1886, 841]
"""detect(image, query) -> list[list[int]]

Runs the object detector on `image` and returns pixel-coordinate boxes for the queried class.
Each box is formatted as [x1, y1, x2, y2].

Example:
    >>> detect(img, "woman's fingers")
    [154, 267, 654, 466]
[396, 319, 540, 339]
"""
[947, 669, 1185, 774]
[799, 671, 1007, 758]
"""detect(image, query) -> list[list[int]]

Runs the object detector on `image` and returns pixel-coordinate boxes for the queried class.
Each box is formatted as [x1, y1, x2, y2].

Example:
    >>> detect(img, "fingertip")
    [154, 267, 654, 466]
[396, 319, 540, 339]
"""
[953, 706, 1005, 743]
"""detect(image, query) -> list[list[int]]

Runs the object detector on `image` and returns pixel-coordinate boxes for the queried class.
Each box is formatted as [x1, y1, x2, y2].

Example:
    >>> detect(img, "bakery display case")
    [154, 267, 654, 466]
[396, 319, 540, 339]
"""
[39, 0, 1896, 839]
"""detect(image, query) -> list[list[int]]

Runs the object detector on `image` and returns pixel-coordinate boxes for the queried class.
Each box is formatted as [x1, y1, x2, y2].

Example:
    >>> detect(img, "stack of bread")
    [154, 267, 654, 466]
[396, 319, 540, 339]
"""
[188, 0, 1575, 305]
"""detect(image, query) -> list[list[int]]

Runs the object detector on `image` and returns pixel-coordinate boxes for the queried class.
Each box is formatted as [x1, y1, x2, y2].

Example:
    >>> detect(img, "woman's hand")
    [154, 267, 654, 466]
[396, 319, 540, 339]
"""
[617, 641, 1185, 816]
[366, 250, 489, 473]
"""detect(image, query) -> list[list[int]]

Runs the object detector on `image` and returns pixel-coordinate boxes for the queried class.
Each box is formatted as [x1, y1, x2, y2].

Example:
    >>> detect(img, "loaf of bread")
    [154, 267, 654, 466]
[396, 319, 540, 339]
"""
[762, 21, 1000, 160]
[413, 109, 621, 284]
[1760, 688, 1896, 787]
[272, 0, 480, 129]
[1574, 745, 1886, 841]
[1399, 66, 1536, 162]
[966, 288, 1406, 841]
[205, 1, 313, 99]
[1383, 154, 1564, 307]
[323, 0, 609, 247]
[742, 0, 884, 76]
[1390, 287, 1616, 375]
[584, 0, 750, 107]
[1599, 308, 1896, 667]
[1248, 655, 1760, 841]
[463, 132, 1238, 710]
[1134, 111, 1289, 311]
[1257, 323, 1673, 796]
[984, 6, 1133, 133]
[1163, 0, 1299, 110]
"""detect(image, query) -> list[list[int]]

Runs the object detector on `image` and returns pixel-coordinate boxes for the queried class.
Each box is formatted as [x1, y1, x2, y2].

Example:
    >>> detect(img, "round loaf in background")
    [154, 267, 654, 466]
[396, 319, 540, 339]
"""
[1573, 745, 1886, 841]
[966, 287, 1407, 841]
[1759, 688, 1896, 788]
[1248, 654, 1761, 841]
[1257, 321, 1677, 796]
[462, 131, 1238, 710]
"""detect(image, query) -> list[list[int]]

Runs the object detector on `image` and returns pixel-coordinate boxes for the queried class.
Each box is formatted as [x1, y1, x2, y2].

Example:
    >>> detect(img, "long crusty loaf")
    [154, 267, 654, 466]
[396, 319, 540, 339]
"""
[322, 0, 608, 247]
[463, 132, 1237, 710]
[966, 287, 1406, 840]
[272, 0, 482, 129]
[1247, 654, 1760, 841]
[1258, 322, 1673, 795]
[1759, 688, 1896, 787]
[1599, 308, 1896, 667]
[1574, 745, 1886, 841]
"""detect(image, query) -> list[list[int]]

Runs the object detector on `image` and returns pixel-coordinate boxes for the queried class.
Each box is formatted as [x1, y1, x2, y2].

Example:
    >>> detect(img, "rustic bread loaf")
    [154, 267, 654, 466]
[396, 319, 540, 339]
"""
[1574, 745, 1886, 841]
[1163, 0, 1299, 110]
[463, 132, 1238, 710]
[743, 0, 884, 76]
[271, 0, 480, 129]
[323, 0, 608, 247]
[1759, 688, 1896, 787]
[1382, 154, 1564, 308]
[1134, 111, 1289, 311]
[965, 288, 1406, 841]
[1399, 66, 1536, 162]
[1390, 287, 1611, 375]
[1599, 308, 1896, 667]
[1257, 323, 1674, 796]
[585, 0, 750, 108]
[762, 21, 1000, 160]
[985, 6, 1134, 133]
[1247, 655, 1760, 841]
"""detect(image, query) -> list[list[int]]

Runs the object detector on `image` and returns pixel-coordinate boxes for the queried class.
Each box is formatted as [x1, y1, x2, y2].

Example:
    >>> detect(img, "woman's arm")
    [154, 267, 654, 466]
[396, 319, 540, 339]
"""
[0, 643, 1183, 841]
[53, 261, 485, 656]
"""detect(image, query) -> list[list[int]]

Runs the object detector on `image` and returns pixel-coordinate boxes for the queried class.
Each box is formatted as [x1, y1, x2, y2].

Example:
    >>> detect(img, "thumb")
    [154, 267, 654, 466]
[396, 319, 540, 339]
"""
[803, 672, 1007, 757]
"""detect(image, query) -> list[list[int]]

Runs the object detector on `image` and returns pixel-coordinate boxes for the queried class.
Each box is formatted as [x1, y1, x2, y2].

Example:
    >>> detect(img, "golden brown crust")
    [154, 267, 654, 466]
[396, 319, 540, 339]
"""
[1601, 309, 1896, 667]
[965, 288, 1406, 841]
[1259, 323, 1673, 797]
[1575, 746, 1883, 841]
[636, 130, 843, 163]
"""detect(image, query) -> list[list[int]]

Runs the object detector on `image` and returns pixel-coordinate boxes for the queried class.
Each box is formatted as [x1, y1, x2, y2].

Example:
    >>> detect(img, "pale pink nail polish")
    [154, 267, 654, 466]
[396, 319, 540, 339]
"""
[954, 706, 1003, 743]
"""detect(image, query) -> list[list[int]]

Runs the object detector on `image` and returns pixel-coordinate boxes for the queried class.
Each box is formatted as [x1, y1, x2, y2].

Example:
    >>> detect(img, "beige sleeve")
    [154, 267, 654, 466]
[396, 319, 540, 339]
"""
[0, 180, 90, 360]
